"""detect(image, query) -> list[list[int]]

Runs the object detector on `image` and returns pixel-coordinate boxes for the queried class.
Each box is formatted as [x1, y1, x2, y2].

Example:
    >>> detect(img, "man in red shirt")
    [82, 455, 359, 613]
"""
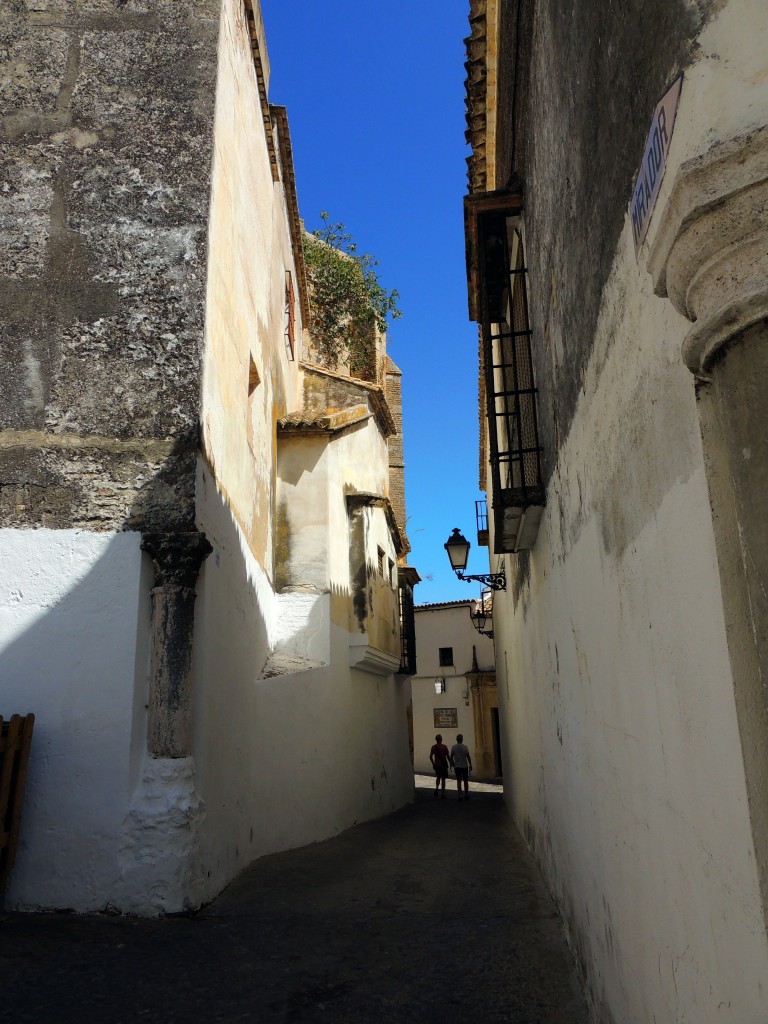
[429, 734, 451, 799]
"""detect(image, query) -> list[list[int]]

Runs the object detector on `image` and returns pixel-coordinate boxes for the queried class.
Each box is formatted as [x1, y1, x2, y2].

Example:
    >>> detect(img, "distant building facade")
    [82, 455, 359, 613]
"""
[411, 601, 497, 779]
[1, 0, 416, 914]
[465, 0, 768, 1020]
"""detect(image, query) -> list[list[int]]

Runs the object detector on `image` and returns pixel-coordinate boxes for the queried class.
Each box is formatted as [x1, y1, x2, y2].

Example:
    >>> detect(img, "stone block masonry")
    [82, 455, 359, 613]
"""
[0, 1, 220, 535]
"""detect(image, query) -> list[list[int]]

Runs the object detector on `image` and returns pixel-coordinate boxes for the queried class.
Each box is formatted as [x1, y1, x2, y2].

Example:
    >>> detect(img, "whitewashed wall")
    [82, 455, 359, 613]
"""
[492, 2, 768, 1018]
[411, 602, 493, 775]
[200, 0, 301, 576]
[0, 529, 149, 910]
[189, 0, 413, 906]
[191, 452, 413, 907]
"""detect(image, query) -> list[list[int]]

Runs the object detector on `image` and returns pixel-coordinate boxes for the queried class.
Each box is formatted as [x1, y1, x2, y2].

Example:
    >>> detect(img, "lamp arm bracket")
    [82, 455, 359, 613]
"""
[455, 569, 506, 591]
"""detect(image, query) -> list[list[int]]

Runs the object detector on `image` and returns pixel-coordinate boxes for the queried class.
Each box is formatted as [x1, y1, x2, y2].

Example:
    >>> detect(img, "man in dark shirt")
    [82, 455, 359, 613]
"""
[429, 734, 451, 799]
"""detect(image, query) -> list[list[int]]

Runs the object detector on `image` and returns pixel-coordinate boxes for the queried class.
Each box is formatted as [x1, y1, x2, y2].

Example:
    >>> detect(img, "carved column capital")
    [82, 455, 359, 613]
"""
[648, 125, 768, 378]
[140, 530, 212, 758]
[141, 531, 213, 589]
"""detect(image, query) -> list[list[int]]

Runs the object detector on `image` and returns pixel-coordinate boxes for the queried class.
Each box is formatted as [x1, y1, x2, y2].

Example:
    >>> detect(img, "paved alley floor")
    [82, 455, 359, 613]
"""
[1, 778, 588, 1024]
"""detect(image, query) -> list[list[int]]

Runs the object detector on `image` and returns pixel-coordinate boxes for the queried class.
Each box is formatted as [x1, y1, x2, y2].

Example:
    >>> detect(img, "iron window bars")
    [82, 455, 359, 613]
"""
[468, 191, 545, 552]
[397, 574, 417, 676]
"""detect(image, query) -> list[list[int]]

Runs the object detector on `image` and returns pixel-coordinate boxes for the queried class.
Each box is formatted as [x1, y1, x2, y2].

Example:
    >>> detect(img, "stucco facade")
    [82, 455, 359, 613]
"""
[465, 0, 768, 1020]
[410, 601, 497, 779]
[1, 0, 416, 914]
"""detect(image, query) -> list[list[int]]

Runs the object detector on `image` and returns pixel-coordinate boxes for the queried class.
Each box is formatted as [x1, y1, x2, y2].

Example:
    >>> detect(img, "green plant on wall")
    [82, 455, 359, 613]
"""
[303, 211, 402, 374]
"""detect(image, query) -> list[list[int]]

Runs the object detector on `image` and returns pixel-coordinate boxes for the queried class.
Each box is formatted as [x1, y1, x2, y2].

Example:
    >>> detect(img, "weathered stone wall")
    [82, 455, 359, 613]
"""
[1, 0, 418, 916]
[0, 0, 220, 533]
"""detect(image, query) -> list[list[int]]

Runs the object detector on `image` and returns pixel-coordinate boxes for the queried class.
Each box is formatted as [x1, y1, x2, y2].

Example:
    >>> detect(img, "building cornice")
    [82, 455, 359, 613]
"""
[271, 105, 311, 327]
[300, 361, 397, 438]
[241, 5, 310, 331]
[277, 404, 371, 437]
[416, 600, 475, 611]
[243, 0, 278, 183]
[465, 0, 490, 194]
[346, 492, 405, 559]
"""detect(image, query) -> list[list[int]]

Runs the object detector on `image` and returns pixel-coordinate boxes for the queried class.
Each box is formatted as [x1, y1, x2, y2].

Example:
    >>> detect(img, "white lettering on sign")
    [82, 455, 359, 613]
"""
[434, 708, 458, 728]
[632, 75, 683, 255]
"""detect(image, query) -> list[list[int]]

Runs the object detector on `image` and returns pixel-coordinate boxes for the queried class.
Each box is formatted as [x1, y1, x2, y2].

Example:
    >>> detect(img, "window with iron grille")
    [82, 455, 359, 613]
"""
[479, 211, 545, 552]
[475, 498, 489, 547]
[398, 577, 416, 676]
[284, 270, 296, 360]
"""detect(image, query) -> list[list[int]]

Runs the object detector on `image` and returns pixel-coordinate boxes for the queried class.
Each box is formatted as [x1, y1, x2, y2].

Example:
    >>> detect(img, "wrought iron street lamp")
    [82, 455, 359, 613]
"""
[443, 528, 506, 591]
[470, 590, 494, 639]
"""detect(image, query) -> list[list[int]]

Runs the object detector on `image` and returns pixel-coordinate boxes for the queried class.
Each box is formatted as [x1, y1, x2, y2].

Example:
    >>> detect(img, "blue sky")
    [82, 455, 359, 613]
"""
[261, 1, 487, 603]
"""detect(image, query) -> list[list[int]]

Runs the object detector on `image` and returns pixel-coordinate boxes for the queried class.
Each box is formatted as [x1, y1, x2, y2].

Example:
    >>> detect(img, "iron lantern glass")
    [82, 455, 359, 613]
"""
[470, 588, 494, 638]
[444, 526, 506, 591]
[444, 528, 470, 572]
[471, 603, 489, 633]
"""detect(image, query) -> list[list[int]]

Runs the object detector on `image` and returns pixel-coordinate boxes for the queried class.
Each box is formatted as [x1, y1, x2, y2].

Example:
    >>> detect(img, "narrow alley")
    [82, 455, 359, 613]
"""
[1, 779, 587, 1024]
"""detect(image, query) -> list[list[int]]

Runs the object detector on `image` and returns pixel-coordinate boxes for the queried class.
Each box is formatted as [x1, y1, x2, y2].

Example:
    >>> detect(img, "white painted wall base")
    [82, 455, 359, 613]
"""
[0, 528, 149, 911]
[190, 467, 415, 909]
[118, 755, 205, 915]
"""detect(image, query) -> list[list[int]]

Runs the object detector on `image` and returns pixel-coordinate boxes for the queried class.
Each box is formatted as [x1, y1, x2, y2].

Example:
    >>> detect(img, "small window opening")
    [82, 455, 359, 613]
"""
[439, 647, 454, 667]
[388, 558, 395, 588]
[248, 355, 261, 397]
[247, 355, 261, 452]
[377, 547, 386, 577]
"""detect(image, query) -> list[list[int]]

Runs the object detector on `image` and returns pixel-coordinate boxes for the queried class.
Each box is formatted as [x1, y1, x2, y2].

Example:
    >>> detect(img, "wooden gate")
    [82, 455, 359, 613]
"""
[0, 713, 35, 892]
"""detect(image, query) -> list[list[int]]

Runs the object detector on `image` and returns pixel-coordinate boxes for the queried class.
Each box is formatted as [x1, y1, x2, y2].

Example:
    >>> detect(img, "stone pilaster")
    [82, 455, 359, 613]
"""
[648, 125, 768, 919]
[141, 532, 212, 758]
[468, 668, 499, 779]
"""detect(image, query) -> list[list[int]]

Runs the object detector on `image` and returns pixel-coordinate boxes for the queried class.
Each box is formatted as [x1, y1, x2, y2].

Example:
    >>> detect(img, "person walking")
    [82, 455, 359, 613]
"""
[450, 734, 473, 800]
[429, 734, 451, 799]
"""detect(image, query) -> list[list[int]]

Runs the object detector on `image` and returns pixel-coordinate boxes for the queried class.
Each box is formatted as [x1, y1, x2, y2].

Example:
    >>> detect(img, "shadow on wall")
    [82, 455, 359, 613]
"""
[0, 432, 201, 765]
[0, 437, 216, 907]
[0, 432, 413, 910]
[0, 432, 360, 908]
[0, 526, 150, 907]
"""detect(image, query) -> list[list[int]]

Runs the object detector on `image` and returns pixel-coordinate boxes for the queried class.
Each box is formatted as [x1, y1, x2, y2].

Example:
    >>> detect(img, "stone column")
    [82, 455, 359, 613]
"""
[140, 532, 212, 758]
[648, 124, 768, 917]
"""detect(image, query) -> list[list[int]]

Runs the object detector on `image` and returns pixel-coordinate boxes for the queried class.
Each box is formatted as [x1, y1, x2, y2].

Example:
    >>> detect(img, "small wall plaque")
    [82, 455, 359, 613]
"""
[434, 708, 458, 728]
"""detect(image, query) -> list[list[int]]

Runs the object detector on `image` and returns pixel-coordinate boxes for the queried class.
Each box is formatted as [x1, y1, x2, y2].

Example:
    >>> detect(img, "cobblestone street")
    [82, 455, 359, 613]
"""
[1, 779, 588, 1024]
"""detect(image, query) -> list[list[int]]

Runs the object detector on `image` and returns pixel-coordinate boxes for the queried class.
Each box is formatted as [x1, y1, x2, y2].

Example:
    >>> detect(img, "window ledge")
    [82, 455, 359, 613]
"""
[349, 637, 401, 676]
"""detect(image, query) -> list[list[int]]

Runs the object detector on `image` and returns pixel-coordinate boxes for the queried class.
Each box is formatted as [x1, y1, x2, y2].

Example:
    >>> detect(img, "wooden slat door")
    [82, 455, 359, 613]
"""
[0, 713, 35, 891]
